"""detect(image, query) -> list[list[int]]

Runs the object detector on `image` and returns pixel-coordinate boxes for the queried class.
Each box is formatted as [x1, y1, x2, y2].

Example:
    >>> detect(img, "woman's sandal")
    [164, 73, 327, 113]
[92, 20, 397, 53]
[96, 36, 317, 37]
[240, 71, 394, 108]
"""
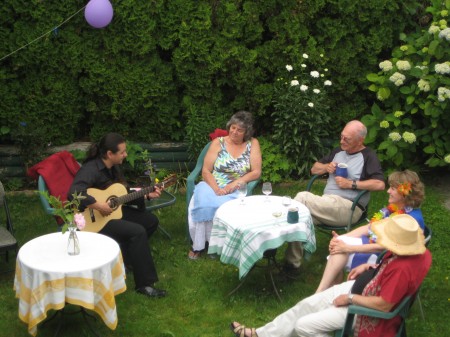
[230, 322, 257, 337]
[188, 250, 201, 260]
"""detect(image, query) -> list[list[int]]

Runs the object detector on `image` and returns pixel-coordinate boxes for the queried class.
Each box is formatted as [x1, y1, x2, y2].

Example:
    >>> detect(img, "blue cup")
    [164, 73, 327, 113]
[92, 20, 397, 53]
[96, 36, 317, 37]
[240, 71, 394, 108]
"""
[287, 207, 299, 224]
[335, 163, 348, 178]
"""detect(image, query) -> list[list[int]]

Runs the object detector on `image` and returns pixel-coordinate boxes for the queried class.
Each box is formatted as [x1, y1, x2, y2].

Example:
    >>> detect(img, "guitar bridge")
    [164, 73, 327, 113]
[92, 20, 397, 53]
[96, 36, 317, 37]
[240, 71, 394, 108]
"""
[89, 208, 96, 223]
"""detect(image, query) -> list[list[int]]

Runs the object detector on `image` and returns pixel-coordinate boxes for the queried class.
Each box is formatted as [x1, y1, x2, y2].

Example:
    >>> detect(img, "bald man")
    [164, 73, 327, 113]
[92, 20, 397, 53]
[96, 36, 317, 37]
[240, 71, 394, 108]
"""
[286, 121, 385, 272]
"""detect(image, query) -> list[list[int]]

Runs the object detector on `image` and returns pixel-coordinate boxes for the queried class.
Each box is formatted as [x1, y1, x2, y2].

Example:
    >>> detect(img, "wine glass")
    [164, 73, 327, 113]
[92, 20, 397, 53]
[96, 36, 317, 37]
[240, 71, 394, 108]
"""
[282, 196, 292, 214]
[238, 182, 247, 205]
[262, 182, 272, 202]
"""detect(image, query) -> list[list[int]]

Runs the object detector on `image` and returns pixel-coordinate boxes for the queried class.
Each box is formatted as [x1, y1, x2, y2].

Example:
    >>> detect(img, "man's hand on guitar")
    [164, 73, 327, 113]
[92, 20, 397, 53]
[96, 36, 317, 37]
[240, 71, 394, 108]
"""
[92, 201, 113, 216]
[146, 186, 161, 200]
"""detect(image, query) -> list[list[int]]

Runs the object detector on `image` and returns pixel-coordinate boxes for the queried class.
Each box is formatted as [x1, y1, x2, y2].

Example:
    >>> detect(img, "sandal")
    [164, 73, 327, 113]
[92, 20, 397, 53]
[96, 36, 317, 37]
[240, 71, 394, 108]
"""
[230, 322, 257, 337]
[188, 250, 201, 260]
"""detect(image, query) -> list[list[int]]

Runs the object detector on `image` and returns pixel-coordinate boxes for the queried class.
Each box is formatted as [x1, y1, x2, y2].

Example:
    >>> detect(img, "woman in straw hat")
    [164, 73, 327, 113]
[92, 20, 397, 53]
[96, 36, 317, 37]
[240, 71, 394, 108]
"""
[316, 169, 425, 293]
[230, 214, 431, 337]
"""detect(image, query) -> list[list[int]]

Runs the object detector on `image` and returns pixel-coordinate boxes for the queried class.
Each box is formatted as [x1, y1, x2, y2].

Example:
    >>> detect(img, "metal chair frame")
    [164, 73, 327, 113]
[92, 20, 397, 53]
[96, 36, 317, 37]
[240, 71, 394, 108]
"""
[0, 180, 18, 269]
[306, 174, 369, 233]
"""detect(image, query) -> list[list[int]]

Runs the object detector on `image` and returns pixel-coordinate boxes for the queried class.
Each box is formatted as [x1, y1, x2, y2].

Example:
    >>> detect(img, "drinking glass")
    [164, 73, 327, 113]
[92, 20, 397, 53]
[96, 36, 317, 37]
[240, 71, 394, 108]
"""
[238, 182, 247, 205]
[262, 182, 272, 202]
[282, 196, 291, 214]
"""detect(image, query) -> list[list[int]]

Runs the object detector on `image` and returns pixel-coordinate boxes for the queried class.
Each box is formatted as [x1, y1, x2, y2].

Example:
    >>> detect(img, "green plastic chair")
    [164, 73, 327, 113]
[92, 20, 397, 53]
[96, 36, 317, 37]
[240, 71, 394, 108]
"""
[185, 141, 260, 240]
[306, 174, 369, 232]
[335, 294, 415, 337]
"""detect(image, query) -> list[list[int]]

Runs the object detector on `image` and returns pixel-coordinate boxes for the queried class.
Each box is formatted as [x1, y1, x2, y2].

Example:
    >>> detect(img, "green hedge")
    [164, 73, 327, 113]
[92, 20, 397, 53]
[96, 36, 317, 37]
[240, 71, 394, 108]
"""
[0, 0, 428, 166]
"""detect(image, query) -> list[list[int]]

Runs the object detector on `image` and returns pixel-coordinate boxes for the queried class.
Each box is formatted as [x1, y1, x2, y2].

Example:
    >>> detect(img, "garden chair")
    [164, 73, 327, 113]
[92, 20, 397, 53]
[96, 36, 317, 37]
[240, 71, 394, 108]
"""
[306, 174, 369, 233]
[335, 249, 423, 337]
[185, 141, 260, 239]
[335, 294, 415, 337]
[0, 180, 18, 270]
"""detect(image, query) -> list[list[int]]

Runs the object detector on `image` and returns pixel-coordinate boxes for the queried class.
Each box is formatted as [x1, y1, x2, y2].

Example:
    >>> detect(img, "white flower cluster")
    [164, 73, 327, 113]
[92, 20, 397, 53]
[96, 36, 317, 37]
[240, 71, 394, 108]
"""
[445, 154, 450, 164]
[418, 79, 431, 92]
[429, 25, 441, 34]
[402, 132, 417, 144]
[435, 62, 450, 74]
[281, 55, 332, 110]
[396, 60, 411, 71]
[439, 27, 450, 40]
[389, 72, 406, 86]
[437, 87, 450, 102]
[379, 60, 393, 72]
[389, 132, 402, 142]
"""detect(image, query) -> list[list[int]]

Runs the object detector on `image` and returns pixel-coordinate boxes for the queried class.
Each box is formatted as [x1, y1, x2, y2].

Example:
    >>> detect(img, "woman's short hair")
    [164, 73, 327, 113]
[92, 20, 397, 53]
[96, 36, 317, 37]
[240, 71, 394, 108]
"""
[388, 170, 425, 208]
[226, 111, 254, 141]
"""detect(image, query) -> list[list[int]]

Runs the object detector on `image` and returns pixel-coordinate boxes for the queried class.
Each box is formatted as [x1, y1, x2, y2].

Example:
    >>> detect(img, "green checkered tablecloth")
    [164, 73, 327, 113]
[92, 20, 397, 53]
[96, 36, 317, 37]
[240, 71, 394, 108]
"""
[208, 195, 316, 279]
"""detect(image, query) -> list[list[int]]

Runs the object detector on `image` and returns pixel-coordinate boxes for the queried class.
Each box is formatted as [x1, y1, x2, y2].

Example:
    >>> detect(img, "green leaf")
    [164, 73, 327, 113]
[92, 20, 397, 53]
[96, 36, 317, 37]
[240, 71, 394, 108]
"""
[368, 84, 378, 92]
[406, 96, 415, 105]
[428, 40, 439, 55]
[378, 87, 391, 100]
[367, 73, 381, 83]
[423, 145, 435, 154]
[386, 145, 398, 158]
[400, 86, 413, 95]
[409, 67, 422, 77]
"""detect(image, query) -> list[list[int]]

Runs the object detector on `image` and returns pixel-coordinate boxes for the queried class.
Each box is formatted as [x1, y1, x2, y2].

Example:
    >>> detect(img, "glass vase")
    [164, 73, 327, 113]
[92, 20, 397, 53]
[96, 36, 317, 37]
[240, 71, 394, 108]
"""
[67, 226, 80, 256]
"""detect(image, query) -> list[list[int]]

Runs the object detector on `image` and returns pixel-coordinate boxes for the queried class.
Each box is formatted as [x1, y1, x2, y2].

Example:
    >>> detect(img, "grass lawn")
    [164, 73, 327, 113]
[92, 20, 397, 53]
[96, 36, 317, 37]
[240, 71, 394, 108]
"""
[0, 179, 449, 337]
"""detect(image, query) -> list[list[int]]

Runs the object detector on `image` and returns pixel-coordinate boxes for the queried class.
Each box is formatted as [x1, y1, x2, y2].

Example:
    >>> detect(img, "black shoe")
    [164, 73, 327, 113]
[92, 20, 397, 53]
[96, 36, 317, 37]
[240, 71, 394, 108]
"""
[283, 263, 301, 275]
[136, 286, 167, 298]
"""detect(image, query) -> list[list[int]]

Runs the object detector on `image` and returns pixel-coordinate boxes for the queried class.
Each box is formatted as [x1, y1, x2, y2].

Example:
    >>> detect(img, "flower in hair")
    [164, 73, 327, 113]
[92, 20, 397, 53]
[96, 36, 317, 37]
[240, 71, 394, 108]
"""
[397, 182, 412, 196]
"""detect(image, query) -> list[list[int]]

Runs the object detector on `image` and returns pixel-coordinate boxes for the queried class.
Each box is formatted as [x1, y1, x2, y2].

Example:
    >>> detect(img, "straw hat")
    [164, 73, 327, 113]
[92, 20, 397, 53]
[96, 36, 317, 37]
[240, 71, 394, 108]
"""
[371, 214, 425, 256]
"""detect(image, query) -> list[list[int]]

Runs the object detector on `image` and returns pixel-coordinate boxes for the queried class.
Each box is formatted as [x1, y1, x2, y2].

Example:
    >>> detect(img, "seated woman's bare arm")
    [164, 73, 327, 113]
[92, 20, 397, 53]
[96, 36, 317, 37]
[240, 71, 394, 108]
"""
[201, 139, 222, 193]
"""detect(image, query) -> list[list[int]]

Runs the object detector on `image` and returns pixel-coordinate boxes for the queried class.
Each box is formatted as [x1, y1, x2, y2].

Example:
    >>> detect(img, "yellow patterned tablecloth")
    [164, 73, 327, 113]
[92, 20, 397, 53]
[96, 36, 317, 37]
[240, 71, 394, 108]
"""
[14, 231, 126, 336]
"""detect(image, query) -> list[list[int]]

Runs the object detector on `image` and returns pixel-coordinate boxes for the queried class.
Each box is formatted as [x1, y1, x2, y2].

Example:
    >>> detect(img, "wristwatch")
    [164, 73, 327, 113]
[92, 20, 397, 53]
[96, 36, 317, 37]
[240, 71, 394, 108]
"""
[352, 180, 357, 190]
[348, 293, 355, 304]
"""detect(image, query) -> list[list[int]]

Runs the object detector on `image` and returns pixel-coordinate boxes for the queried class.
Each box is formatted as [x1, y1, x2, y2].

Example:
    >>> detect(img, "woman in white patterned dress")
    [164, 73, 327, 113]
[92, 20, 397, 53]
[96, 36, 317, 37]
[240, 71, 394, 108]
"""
[188, 111, 262, 259]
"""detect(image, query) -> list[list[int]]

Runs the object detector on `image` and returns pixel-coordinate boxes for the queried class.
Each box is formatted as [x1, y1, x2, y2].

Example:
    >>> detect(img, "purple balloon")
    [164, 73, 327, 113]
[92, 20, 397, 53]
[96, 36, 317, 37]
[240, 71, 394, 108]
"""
[84, 0, 114, 29]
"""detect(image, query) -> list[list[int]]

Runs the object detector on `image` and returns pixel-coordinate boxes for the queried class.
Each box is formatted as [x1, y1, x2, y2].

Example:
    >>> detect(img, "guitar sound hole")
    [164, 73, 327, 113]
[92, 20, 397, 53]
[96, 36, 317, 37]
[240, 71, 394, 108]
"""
[108, 197, 119, 210]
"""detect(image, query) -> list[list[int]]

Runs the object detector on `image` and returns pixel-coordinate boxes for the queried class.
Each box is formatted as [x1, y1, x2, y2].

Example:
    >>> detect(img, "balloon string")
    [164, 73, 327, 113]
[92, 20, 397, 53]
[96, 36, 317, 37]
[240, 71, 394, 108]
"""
[0, 5, 87, 62]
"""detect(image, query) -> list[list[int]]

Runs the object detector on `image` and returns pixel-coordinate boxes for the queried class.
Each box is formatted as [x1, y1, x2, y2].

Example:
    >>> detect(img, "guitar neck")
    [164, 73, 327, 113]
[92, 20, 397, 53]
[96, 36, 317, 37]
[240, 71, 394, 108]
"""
[115, 185, 155, 206]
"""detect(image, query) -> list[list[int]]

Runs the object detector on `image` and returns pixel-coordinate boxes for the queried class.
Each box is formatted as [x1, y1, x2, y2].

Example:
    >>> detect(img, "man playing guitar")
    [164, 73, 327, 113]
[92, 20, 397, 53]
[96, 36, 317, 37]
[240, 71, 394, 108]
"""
[68, 132, 167, 298]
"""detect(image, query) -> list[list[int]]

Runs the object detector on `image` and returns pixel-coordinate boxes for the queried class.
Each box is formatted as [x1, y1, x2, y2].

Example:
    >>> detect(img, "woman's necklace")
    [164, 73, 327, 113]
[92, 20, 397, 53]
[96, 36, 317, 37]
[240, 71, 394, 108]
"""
[368, 204, 412, 243]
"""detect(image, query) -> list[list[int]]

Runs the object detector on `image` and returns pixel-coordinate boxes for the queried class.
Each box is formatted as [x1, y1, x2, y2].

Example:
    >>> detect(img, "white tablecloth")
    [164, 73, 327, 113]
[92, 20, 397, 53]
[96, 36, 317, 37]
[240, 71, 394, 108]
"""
[14, 231, 126, 336]
[208, 195, 316, 279]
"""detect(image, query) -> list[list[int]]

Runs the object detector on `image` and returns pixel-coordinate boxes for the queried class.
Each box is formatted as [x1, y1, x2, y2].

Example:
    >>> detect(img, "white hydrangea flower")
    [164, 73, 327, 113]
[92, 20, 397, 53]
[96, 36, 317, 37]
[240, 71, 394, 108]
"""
[402, 131, 417, 144]
[301, 64, 307, 68]
[308, 102, 314, 107]
[396, 60, 411, 71]
[389, 132, 402, 142]
[380, 121, 389, 128]
[379, 60, 393, 72]
[435, 62, 450, 74]
[439, 27, 450, 40]
[310, 71, 320, 78]
[300, 85, 308, 91]
[394, 111, 404, 118]
[286, 65, 293, 72]
[290, 80, 299, 86]
[324, 80, 332, 86]
[418, 79, 431, 92]
[303, 53, 309, 59]
[444, 154, 450, 164]
[389, 72, 406, 86]
[313, 89, 320, 94]
[429, 25, 441, 34]
[437, 87, 450, 102]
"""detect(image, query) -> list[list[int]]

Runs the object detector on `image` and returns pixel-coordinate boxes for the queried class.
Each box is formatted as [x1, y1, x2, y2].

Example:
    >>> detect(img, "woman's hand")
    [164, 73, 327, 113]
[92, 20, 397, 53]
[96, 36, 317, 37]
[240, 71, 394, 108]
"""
[333, 294, 350, 307]
[329, 237, 350, 254]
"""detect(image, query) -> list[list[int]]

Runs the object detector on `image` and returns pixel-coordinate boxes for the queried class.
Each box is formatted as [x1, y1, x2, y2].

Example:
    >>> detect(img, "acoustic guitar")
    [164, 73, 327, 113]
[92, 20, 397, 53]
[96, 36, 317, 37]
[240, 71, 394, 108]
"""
[82, 174, 177, 233]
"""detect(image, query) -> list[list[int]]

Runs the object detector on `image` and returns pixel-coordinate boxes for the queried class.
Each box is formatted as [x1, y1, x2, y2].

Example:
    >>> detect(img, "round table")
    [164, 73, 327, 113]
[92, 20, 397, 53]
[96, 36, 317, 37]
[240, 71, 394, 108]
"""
[14, 231, 126, 336]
